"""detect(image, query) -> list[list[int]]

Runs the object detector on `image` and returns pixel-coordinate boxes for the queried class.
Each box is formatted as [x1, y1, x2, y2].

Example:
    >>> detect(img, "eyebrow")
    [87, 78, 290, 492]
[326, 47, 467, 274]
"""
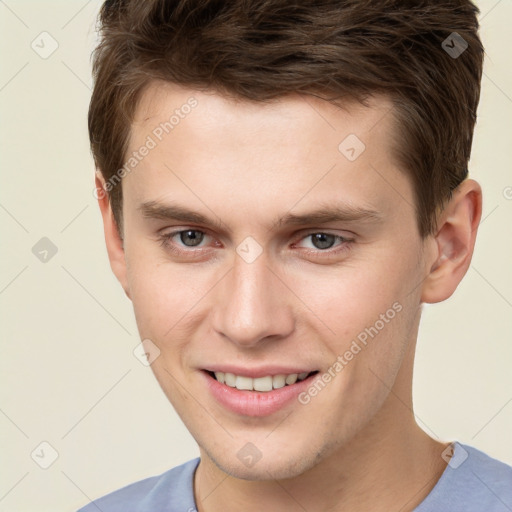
[138, 201, 225, 230]
[138, 200, 383, 231]
[274, 204, 383, 229]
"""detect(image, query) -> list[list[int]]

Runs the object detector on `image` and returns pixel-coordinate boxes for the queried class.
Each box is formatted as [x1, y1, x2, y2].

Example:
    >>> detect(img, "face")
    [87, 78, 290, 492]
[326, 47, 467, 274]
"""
[111, 82, 433, 479]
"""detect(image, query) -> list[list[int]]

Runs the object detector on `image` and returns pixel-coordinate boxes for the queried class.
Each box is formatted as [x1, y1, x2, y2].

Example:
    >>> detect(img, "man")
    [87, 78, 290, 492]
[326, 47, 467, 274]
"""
[79, 0, 512, 510]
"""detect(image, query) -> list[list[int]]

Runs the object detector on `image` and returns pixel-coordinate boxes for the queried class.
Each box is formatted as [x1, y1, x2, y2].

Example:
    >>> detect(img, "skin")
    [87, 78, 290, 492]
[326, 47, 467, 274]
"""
[96, 81, 482, 511]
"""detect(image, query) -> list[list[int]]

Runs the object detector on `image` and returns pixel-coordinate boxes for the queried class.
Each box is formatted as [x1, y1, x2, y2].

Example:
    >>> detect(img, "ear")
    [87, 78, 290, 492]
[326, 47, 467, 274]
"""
[421, 179, 482, 304]
[95, 172, 131, 300]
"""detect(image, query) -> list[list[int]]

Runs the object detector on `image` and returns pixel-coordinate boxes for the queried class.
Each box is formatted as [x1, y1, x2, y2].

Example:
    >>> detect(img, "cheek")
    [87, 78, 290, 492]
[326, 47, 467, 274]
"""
[126, 230, 422, 353]
[284, 249, 422, 400]
[288, 253, 417, 338]
[124, 241, 210, 337]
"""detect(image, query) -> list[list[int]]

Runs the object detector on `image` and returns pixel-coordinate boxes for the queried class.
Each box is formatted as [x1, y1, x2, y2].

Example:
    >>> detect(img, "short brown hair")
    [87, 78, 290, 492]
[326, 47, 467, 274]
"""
[89, 0, 484, 237]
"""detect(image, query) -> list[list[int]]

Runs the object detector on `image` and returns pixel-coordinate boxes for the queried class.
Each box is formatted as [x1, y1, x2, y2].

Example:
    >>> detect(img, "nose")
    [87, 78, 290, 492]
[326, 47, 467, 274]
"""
[211, 251, 295, 348]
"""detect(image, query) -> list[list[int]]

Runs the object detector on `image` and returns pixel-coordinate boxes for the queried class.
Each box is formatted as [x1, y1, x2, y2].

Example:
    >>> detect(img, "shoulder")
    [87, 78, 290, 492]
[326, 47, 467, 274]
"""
[416, 442, 512, 512]
[76, 457, 200, 512]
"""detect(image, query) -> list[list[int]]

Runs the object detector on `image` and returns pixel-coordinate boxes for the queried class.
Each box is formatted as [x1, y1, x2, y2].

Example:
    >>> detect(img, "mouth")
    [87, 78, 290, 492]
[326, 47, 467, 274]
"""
[204, 370, 319, 392]
[200, 366, 322, 416]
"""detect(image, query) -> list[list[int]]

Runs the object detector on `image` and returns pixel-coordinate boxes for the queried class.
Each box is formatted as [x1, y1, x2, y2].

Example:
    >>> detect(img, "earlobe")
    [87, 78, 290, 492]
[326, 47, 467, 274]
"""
[421, 179, 482, 304]
[95, 173, 131, 300]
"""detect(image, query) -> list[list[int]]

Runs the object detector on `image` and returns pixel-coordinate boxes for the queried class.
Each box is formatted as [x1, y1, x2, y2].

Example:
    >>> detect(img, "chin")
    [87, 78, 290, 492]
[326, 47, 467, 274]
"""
[204, 443, 323, 481]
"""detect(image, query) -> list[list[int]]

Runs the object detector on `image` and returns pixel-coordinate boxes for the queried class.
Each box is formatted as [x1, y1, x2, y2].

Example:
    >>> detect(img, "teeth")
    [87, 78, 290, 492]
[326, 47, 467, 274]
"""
[212, 371, 311, 391]
[272, 374, 286, 389]
[235, 375, 253, 390]
[253, 376, 273, 392]
[224, 372, 236, 387]
[285, 373, 298, 385]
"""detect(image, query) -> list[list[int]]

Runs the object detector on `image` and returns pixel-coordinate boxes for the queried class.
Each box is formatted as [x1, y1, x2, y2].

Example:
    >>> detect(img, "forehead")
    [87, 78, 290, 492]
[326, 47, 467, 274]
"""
[133, 81, 395, 143]
[124, 81, 413, 232]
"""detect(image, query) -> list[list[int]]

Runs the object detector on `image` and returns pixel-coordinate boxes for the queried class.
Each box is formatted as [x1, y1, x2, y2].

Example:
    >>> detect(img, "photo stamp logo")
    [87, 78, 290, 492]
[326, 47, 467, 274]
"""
[441, 442, 468, 469]
[31, 31, 59, 59]
[31, 441, 59, 469]
[236, 236, 263, 264]
[133, 338, 161, 366]
[236, 442, 263, 468]
[298, 301, 403, 405]
[442, 32, 468, 59]
[93, 97, 198, 200]
[338, 134, 366, 162]
[32, 237, 58, 263]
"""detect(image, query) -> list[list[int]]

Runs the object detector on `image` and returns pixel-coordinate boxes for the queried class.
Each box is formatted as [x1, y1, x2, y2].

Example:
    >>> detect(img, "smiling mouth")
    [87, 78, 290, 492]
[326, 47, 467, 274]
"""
[204, 370, 319, 392]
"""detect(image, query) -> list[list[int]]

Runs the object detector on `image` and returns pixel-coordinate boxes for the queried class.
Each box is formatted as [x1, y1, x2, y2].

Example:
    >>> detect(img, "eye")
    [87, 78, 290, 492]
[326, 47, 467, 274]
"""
[292, 231, 354, 261]
[297, 232, 348, 251]
[158, 229, 211, 253]
[175, 229, 205, 247]
[157, 228, 353, 261]
[304, 233, 337, 250]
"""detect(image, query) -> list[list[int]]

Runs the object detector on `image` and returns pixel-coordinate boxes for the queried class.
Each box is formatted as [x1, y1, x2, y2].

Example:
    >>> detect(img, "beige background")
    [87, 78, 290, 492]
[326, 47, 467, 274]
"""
[0, 1, 511, 510]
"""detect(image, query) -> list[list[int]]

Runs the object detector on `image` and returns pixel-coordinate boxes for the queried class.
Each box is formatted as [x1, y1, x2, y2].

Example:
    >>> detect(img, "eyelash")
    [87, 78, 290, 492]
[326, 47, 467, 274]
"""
[157, 229, 353, 260]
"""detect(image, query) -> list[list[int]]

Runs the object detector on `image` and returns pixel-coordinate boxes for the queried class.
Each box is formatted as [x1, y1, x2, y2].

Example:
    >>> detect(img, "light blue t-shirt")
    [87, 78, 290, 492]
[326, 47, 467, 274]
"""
[77, 442, 512, 511]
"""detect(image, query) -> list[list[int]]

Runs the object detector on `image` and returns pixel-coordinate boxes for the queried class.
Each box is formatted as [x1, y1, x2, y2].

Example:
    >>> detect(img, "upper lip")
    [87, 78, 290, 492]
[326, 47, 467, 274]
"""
[203, 365, 317, 378]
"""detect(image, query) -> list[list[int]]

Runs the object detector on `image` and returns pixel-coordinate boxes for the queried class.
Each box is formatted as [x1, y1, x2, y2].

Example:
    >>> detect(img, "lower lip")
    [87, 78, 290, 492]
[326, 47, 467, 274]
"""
[202, 371, 318, 417]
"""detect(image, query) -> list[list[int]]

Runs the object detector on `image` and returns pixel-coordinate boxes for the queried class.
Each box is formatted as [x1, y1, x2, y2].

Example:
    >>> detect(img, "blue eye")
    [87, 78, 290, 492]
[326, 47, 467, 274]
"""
[308, 233, 337, 250]
[297, 232, 347, 251]
[176, 230, 205, 247]
[158, 228, 353, 261]
[158, 229, 210, 255]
